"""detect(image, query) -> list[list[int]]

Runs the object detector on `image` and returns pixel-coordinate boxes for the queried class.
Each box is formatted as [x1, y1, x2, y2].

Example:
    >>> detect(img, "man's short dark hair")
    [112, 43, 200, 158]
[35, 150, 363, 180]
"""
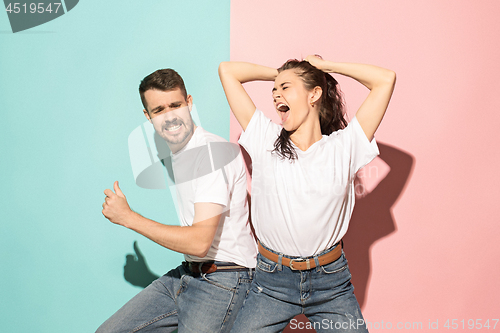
[139, 69, 188, 111]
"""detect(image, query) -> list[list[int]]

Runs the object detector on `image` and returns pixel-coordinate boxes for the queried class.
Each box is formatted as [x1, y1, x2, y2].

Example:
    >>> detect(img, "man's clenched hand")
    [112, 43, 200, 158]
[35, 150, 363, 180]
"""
[102, 181, 134, 227]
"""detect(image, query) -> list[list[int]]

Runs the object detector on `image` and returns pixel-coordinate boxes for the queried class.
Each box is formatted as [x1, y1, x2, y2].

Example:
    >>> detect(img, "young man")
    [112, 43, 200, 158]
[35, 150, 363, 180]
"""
[97, 69, 257, 333]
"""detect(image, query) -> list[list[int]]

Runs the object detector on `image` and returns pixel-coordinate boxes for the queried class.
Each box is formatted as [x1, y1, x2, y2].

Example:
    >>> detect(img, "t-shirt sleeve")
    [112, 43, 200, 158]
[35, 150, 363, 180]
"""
[238, 109, 278, 160]
[337, 116, 380, 178]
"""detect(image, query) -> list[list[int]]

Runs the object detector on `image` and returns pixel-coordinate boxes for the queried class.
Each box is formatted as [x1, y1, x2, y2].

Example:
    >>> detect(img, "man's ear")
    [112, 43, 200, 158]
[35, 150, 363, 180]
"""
[143, 109, 152, 122]
[187, 94, 193, 112]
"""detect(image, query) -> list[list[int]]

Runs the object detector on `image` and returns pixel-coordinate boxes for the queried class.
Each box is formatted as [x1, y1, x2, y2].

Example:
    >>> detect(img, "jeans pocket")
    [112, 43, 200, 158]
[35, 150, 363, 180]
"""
[201, 271, 239, 292]
[320, 254, 349, 274]
[256, 254, 278, 273]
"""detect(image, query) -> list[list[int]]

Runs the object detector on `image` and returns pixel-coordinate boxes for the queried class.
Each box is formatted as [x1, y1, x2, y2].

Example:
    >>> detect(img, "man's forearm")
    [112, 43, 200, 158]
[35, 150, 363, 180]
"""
[123, 211, 216, 258]
[102, 183, 222, 259]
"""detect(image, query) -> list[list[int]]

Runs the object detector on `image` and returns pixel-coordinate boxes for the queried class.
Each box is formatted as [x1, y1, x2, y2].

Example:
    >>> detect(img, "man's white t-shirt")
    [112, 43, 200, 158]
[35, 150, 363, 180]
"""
[171, 126, 257, 268]
[239, 110, 379, 257]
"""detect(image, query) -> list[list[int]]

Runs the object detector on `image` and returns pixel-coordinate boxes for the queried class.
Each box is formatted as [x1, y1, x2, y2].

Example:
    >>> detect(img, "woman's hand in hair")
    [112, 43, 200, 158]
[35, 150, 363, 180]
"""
[304, 55, 326, 71]
[305, 55, 396, 140]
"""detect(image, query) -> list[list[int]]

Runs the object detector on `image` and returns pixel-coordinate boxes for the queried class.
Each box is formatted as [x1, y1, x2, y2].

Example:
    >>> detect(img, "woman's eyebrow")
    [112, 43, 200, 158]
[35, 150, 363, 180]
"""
[272, 82, 291, 92]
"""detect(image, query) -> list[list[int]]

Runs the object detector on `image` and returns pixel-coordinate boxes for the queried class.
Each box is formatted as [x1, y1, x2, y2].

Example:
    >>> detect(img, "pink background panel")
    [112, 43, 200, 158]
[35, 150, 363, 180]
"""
[230, 0, 500, 329]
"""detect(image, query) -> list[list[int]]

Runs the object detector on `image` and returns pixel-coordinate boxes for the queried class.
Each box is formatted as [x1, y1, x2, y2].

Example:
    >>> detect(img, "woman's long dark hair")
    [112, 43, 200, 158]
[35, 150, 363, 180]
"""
[272, 59, 347, 160]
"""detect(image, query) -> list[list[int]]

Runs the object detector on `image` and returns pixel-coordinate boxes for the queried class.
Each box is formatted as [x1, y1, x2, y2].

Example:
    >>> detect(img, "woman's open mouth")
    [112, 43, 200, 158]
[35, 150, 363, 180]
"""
[276, 103, 290, 124]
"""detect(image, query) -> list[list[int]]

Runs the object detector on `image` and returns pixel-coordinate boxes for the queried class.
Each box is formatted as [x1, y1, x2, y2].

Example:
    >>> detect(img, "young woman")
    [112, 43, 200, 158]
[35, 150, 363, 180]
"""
[219, 55, 395, 332]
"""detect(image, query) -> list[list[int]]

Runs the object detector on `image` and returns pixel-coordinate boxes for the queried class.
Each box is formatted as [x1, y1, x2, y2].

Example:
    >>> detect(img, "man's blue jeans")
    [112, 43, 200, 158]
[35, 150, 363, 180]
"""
[96, 264, 253, 333]
[230, 243, 368, 333]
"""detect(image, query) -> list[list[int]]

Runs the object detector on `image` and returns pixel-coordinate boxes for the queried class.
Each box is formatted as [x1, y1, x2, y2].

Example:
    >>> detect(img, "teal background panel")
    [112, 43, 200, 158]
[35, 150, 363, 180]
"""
[0, 1, 230, 332]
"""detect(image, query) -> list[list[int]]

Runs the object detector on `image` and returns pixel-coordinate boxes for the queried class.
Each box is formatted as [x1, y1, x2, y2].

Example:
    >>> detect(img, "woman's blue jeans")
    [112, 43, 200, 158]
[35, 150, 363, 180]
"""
[96, 264, 253, 333]
[230, 243, 368, 333]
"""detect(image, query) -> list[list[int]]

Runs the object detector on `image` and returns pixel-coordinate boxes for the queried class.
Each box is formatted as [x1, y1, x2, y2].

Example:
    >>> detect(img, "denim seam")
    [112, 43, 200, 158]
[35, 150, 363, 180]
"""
[219, 274, 240, 331]
[299, 272, 304, 306]
[129, 309, 177, 333]
[220, 293, 236, 328]
[156, 278, 177, 301]
[299, 271, 311, 305]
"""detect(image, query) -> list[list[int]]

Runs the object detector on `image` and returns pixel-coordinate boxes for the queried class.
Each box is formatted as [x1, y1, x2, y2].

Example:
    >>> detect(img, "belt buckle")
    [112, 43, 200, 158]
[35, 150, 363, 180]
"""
[289, 258, 310, 270]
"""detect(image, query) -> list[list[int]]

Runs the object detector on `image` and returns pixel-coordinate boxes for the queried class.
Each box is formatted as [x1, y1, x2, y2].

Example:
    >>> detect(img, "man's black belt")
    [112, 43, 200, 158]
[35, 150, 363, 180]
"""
[183, 261, 248, 274]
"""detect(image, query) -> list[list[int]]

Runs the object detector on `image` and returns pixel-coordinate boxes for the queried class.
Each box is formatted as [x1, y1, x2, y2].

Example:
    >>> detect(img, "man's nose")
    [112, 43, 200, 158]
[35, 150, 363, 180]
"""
[164, 116, 179, 124]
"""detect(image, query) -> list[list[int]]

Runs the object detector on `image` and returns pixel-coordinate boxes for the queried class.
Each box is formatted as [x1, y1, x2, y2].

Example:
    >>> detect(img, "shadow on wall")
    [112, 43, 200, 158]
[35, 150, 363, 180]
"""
[124, 241, 159, 288]
[343, 142, 415, 309]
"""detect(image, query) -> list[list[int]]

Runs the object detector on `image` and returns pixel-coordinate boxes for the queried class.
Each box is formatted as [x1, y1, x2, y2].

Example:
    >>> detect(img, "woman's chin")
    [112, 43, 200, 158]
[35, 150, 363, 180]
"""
[283, 124, 296, 132]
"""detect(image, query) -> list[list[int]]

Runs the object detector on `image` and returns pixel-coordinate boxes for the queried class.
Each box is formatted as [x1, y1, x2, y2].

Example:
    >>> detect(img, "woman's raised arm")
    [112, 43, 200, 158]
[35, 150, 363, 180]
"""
[218, 62, 278, 131]
[305, 55, 396, 141]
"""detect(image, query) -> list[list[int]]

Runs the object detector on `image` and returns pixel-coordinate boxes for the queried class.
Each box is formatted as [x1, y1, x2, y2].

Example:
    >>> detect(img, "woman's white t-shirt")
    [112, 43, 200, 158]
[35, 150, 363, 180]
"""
[239, 109, 379, 257]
